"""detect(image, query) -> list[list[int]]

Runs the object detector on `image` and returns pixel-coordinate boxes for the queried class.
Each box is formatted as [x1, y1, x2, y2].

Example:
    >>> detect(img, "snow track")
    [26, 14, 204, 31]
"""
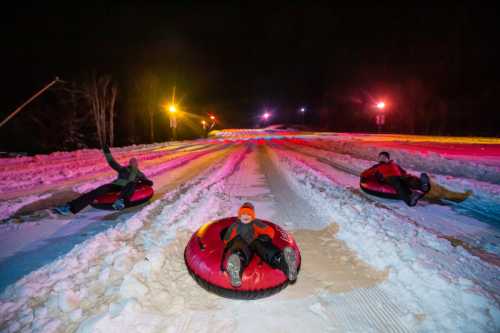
[276, 140, 500, 258]
[1, 133, 499, 332]
[267, 142, 500, 332]
[0, 145, 249, 332]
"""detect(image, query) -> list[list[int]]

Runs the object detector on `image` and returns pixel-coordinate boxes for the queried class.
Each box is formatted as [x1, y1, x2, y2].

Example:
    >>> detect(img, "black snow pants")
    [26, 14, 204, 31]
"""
[224, 235, 286, 277]
[386, 176, 422, 206]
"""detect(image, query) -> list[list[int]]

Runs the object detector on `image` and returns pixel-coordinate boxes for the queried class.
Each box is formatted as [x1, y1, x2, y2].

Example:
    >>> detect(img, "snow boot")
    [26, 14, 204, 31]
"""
[53, 204, 72, 216]
[408, 191, 424, 207]
[112, 198, 125, 210]
[420, 173, 431, 193]
[226, 253, 242, 287]
[283, 246, 298, 282]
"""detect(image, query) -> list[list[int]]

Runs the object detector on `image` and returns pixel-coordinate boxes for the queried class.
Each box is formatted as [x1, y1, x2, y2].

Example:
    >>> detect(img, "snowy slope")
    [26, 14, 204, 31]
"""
[0, 132, 499, 332]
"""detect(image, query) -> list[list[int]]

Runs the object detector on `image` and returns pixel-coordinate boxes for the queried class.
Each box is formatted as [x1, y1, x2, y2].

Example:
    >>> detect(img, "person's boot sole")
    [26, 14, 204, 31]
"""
[52, 207, 71, 216]
[283, 247, 298, 282]
[226, 254, 242, 288]
[420, 173, 431, 193]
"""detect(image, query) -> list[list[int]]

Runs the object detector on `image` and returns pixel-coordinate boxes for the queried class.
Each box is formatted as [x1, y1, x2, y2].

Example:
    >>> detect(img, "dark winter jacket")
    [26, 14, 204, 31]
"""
[223, 219, 275, 245]
[103, 149, 151, 187]
[362, 160, 407, 182]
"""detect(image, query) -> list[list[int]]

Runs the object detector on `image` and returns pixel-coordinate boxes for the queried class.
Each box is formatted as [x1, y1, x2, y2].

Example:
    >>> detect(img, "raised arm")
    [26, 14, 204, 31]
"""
[102, 145, 122, 171]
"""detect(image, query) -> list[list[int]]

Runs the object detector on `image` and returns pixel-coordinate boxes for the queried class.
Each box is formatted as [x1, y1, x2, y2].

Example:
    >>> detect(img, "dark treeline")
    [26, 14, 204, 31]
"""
[1, 3, 498, 154]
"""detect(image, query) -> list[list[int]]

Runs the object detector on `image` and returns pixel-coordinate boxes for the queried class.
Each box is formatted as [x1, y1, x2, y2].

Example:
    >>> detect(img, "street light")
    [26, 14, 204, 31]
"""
[374, 101, 386, 133]
[167, 104, 178, 140]
[208, 115, 217, 132]
[299, 107, 306, 125]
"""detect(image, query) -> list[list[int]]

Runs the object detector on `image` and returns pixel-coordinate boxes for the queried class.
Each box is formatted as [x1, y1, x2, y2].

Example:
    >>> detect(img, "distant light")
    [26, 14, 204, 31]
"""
[169, 105, 177, 113]
[262, 112, 270, 120]
[376, 102, 385, 109]
[201, 120, 206, 125]
[300, 107, 306, 112]
[210, 115, 216, 121]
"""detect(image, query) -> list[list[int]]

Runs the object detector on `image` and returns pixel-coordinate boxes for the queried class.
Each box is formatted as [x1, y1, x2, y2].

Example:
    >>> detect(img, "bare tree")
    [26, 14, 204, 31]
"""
[81, 73, 118, 147]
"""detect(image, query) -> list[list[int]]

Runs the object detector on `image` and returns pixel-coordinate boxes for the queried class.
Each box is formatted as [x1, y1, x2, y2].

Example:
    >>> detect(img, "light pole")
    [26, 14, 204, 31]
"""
[375, 101, 385, 133]
[262, 112, 270, 126]
[208, 115, 216, 131]
[0, 77, 63, 129]
[299, 107, 306, 125]
[168, 104, 178, 140]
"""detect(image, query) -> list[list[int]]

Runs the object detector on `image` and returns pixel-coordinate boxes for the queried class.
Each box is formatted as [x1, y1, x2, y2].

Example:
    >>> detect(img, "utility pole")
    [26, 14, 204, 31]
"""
[0, 77, 63, 129]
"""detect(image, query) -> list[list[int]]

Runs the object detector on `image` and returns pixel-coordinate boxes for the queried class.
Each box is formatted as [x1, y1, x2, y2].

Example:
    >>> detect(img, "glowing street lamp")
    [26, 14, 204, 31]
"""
[166, 103, 178, 140]
[374, 101, 386, 132]
[299, 107, 306, 124]
[207, 114, 217, 131]
[262, 112, 270, 120]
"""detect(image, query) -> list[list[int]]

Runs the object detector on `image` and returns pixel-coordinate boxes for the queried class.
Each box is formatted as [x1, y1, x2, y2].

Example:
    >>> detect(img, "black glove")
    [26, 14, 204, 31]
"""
[375, 171, 384, 182]
[103, 145, 110, 154]
[257, 234, 272, 243]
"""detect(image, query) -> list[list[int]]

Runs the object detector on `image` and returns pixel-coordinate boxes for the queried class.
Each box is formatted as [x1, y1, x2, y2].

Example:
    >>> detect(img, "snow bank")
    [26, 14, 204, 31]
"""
[268, 146, 500, 332]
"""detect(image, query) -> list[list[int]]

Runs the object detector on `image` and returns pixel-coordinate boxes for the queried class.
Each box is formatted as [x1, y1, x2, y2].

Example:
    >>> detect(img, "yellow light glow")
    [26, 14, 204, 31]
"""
[169, 105, 177, 113]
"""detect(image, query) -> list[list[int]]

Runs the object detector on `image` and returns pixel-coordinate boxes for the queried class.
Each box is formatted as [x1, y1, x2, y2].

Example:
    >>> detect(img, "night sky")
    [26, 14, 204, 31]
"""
[1, 3, 499, 153]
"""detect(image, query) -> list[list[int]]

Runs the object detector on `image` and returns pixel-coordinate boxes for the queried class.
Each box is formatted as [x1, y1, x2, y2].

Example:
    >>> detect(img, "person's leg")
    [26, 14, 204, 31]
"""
[386, 176, 413, 205]
[224, 236, 253, 287]
[250, 236, 281, 268]
[118, 181, 136, 204]
[251, 236, 298, 281]
[403, 174, 430, 193]
[403, 175, 421, 190]
[68, 184, 119, 213]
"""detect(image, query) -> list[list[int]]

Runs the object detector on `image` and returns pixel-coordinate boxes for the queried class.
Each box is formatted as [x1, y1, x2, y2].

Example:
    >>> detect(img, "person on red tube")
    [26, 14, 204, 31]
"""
[53, 145, 153, 215]
[362, 151, 431, 206]
[222, 202, 298, 288]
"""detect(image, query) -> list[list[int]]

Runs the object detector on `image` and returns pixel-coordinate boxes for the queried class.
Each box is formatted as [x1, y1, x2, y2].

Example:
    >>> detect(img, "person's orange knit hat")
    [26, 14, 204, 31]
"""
[238, 202, 255, 219]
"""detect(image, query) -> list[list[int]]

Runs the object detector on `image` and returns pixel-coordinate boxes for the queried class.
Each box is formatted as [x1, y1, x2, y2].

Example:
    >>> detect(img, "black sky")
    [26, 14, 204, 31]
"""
[1, 3, 499, 151]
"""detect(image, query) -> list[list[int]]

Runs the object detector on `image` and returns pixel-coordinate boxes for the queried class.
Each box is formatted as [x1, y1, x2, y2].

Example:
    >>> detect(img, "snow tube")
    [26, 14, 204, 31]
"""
[90, 183, 154, 210]
[360, 169, 420, 199]
[185, 217, 301, 299]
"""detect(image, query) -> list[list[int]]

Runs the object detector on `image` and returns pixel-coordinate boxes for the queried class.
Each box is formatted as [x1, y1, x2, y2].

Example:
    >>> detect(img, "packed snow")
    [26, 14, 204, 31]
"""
[0, 131, 499, 332]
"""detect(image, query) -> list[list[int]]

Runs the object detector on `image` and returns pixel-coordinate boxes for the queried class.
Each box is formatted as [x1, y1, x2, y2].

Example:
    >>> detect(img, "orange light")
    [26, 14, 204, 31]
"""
[168, 105, 177, 113]
[201, 120, 206, 125]
[210, 115, 215, 121]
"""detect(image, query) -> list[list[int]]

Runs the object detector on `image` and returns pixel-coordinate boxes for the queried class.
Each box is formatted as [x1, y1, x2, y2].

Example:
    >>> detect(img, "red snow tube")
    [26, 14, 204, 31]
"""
[185, 217, 301, 299]
[90, 183, 154, 210]
[360, 169, 420, 199]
